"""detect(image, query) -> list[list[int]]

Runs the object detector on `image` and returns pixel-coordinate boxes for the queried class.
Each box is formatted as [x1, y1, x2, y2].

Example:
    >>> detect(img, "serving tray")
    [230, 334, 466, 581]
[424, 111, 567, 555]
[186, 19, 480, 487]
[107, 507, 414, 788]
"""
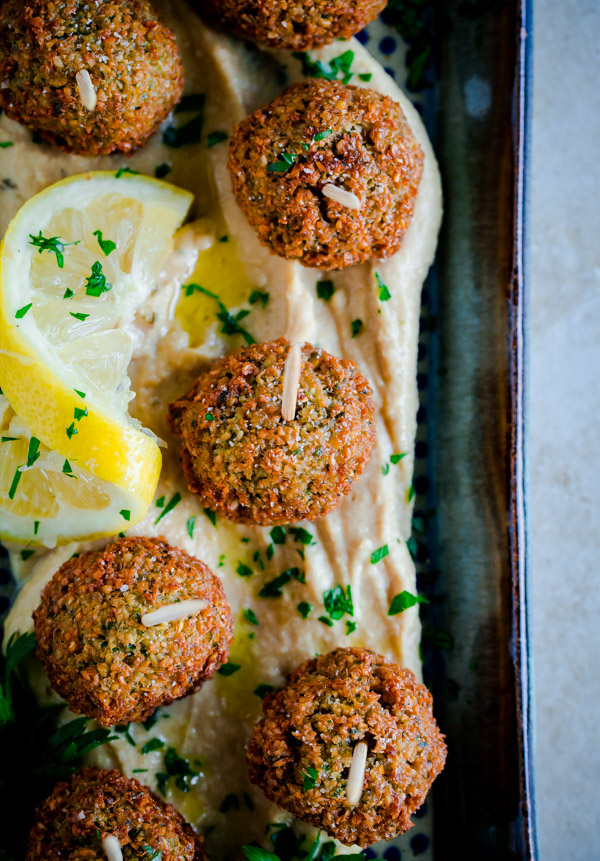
[0, 0, 534, 857]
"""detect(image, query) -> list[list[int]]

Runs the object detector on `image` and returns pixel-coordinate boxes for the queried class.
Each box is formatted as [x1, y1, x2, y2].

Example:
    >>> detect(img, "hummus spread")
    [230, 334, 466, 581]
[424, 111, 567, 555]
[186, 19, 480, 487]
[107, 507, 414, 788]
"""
[1, 2, 442, 857]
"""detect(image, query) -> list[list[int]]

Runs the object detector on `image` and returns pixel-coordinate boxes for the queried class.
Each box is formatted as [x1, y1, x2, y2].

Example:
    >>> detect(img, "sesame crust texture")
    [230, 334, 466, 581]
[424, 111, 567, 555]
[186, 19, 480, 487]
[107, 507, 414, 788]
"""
[25, 767, 207, 860]
[167, 338, 376, 525]
[246, 647, 447, 846]
[228, 78, 424, 269]
[0, 0, 184, 155]
[201, 0, 388, 50]
[33, 537, 234, 726]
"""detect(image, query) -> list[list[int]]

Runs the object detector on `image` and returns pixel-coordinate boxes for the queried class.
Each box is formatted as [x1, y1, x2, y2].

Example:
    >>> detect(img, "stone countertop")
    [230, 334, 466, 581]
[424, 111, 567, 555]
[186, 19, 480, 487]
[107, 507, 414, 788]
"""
[530, 0, 600, 857]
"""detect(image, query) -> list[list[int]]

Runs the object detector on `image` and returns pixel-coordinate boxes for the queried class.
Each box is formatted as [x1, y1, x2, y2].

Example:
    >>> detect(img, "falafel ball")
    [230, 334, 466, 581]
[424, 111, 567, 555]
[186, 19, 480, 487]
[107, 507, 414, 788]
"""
[0, 0, 184, 155]
[167, 338, 376, 525]
[246, 647, 447, 846]
[33, 536, 234, 726]
[25, 767, 206, 860]
[201, 0, 387, 51]
[227, 78, 424, 269]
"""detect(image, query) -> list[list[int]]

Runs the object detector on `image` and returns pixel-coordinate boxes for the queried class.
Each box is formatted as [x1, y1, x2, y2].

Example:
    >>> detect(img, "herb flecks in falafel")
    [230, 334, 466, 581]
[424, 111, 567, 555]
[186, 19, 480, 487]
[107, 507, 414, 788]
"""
[228, 79, 424, 269]
[246, 647, 447, 846]
[0, 0, 184, 155]
[33, 537, 234, 726]
[167, 338, 376, 525]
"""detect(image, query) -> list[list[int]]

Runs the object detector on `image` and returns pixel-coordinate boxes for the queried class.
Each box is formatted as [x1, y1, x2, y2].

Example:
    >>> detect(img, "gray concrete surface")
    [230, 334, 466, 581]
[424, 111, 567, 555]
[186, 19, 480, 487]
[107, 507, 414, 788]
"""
[530, 1, 600, 857]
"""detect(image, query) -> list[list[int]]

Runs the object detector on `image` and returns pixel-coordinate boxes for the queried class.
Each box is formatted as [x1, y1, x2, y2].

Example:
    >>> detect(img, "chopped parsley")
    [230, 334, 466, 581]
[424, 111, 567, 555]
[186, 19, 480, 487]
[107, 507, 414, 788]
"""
[318, 615, 334, 627]
[93, 230, 116, 256]
[323, 584, 353, 620]
[74, 406, 88, 420]
[15, 303, 32, 319]
[259, 567, 304, 598]
[371, 545, 389, 564]
[205, 412, 214, 420]
[156, 496, 165, 508]
[217, 661, 241, 676]
[0, 141, 14, 148]
[32, 716, 117, 777]
[382, 463, 390, 476]
[203, 508, 217, 527]
[33, 521, 39, 534]
[186, 516, 196, 538]
[85, 260, 112, 296]
[8, 468, 22, 500]
[62, 459, 76, 478]
[388, 590, 429, 615]
[297, 601, 312, 619]
[115, 724, 136, 746]
[156, 747, 200, 794]
[244, 608, 259, 626]
[65, 422, 78, 439]
[253, 684, 274, 699]
[265, 544, 274, 561]
[119, 509, 131, 521]
[391, 452, 407, 463]
[351, 318, 363, 338]
[220, 793, 240, 813]
[270, 526, 286, 545]
[20, 549, 35, 561]
[407, 483, 415, 503]
[28, 232, 79, 268]
[302, 765, 318, 791]
[115, 166, 139, 178]
[141, 737, 164, 755]
[236, 562, 253, 578]
[293, 50, 355, 84]
[163, 94, 205, 147]
[155, 162, 172, 178]
[376, 272, 391, 301]
[313, 128, 333, 141]
[249, 289, 269, 308]
[346, 620, 357, 635]
[70, 312, 89, 321]
[289, 527, 315, 545]
[267, 151, 297, 172]
[207, 131, 228, 147]
[181, 283, 255, 344]
[154, 492, 181, 524]
[63, 287, 74, 299]
[74, 389, 86, 398]
[316, 280, 335, 301]
[26, 437, 40, 468]
[358, 72, 373, 82]
[0, 633, 36, 725]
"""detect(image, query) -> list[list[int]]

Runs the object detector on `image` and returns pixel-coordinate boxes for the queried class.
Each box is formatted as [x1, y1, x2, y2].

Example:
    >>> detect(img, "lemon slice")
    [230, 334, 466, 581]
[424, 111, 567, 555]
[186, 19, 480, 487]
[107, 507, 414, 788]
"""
[0, 171, 193, 543]
[0, 398, 147, 547]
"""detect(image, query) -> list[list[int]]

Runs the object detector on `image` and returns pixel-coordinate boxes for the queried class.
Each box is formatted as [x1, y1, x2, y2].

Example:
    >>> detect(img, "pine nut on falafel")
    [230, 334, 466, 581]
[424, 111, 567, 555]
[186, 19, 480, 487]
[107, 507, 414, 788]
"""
[33, 537, 234, 727]
[167, 338, 376, 526]
[200, 0, 387, 51]
[227, 78, 424, 269]
[25, 767, 206, 860]
[0, 0, 184, 155]
[246, 647, 447, 846]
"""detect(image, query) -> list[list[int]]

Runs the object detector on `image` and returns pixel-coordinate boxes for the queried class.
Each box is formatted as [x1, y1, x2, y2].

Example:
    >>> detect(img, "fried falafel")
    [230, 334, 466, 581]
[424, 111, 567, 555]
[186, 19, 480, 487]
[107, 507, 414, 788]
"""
[0, 0, 184, 155]
[201, 0, 387, 51]
[227, 78, 424, 269]
[33, 536, 233, 727]
[25, 767, 206, 860]
[167, 338, 376, 525]
[246, 647, 447, 846]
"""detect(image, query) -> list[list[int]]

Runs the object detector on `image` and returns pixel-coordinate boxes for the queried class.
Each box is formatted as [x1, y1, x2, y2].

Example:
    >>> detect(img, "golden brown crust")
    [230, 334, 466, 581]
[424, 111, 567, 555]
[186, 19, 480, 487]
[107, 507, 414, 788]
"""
[201, 0, 387, 50]
[167, 338, 376, 525]
[228, 78, 424, 269]
[246, 647, 447, 846]
[25, 767, 207, 860]
[0, 0, 184, 155]
[33, 537, 234, 726]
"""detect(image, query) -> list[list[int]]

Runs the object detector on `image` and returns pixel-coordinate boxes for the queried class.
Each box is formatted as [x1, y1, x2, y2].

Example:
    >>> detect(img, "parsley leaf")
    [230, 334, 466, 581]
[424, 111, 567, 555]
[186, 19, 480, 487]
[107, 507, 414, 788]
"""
[93, 230, 116, 256]
[154, 492, 181, 524]
[217, 662, 241, 676]
[0, 632, 36, 725]
[203, 508, 217, 527]
[115, 166, 139, 178]
[316, 280, 335, 301]
[236, 562, 253, 578]
[207, 131, 228, 147]
[141, 737, 164, 755]
[267, 151, 297, 172]
[371, 545, 389, 564]
[155, 162, 172, 178]
[376, 272, 391, 301]
[244, 608, 259, 626]
[323, 584, 354, 620]
[388, 590, 429, 615]
[297, 601, 312, 619]
[270, 526, 286, 545]
[163, 94, 205, 147]
[302, 765, 318, 791]
[85, 260, 112, 296]
[351, 318, 363, 338]
[259, 567, 304, 598]
[187, 516, 196, 538]
[249, 289, 270, 308]
[32, 715, 118, 778]
[313, 128, 333, 141]
[28, 232, 78, 268]
[293, 50, 355, 84]
[156, 747, 200, 793]
[253, 684, 274, 699]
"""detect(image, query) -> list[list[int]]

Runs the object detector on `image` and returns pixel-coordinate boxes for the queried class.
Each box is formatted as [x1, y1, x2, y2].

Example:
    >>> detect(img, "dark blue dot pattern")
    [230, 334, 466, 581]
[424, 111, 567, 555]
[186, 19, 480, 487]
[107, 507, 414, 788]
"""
[379, 36, 398, 55]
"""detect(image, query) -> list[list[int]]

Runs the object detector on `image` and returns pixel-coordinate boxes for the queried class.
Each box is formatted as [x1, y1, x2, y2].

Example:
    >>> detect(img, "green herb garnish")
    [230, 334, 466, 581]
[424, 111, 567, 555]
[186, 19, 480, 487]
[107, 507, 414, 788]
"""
[391, 452, 407, 463]
[323, 584, 353, 620]
[249, 289, 269, 308]
[119, 509, 131, 521]
[155, 162, 172, 178]
[293, 50, 355, 84]
[93, 230, 116, 256]
[244, 608, 259, 626]
[85, 260, 112, 296]
[15, 304, 32, 319]
[28, 232, 79, 268]
[351, 318, 363, 338]
[376, 272, 391, 301]
[70, 312, 89, 321]
[220, 793, 239, 812]
[253, 684, 274, 699]
[141, 737, 164, 755]
[115, 167, 139, 178]
[32, 716, 118, 777]
[267, 151, 297, 172]
[0, 632, 36, 725]
[236, 562, 253, 578]
[297, 601, 312, 619]
[302, 765, 318, 791]
[154, 492, 181, 525]
[316, 280, 334, 301]
[270, 526, 286, 545]
[62, 459, 76, 478]
[388, 590, 429, 615]
[371, 545, 389, 564]
[65, 422, 78, 439]
[217, 662, 240, 677]
[259, 567, 304, 598]
[186, 516, 196, 538]
[203, 508, 217, 526]
[163, 94, 205, 147]
[156, 746, 200, 794]
[207, 131, 228, 147]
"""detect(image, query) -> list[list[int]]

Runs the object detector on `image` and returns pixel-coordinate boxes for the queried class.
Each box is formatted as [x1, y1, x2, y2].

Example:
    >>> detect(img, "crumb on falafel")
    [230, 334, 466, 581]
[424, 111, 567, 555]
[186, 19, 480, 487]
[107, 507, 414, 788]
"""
[167, 338, 376, 525]
[227, 78, 424, 269]
[33, 536, 234, 727]
[246, 647, 447, 846]
[25, 767, 206, 860]
[200, 0, 388, 51]
[0, 0, 184, 155]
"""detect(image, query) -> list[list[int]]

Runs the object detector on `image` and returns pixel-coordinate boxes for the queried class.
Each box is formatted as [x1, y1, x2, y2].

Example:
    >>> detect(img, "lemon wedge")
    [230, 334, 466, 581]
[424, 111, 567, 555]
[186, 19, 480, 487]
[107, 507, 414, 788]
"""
[0, 171, 193, 545]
